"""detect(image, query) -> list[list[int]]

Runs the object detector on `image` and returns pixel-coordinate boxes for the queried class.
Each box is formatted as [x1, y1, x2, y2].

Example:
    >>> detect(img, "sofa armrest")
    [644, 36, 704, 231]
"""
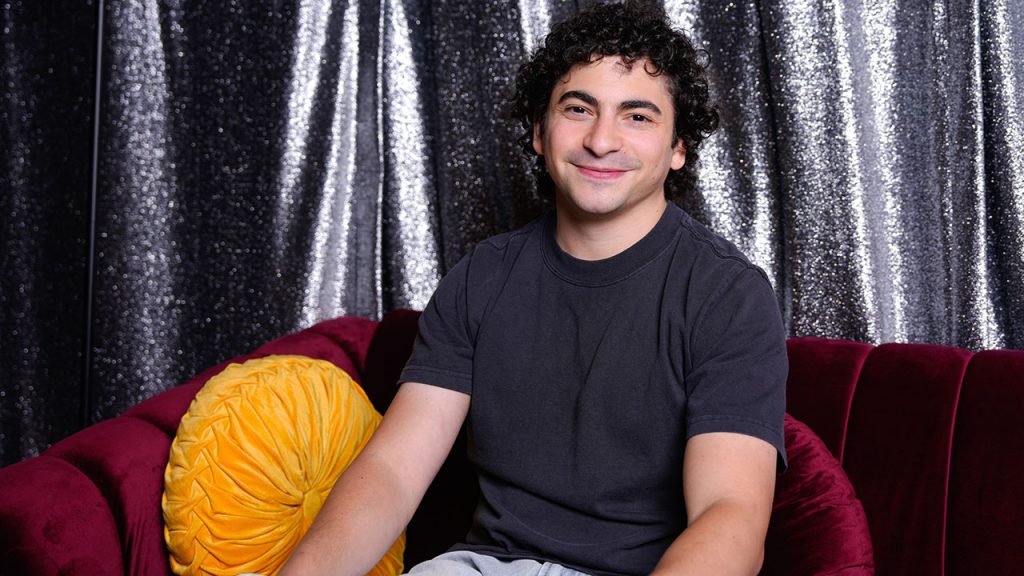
[0, 456, 124, 574]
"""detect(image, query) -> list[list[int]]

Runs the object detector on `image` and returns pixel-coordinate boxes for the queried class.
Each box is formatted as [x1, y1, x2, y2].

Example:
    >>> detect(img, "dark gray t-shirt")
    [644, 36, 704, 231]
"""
[400, 203, 787, 576]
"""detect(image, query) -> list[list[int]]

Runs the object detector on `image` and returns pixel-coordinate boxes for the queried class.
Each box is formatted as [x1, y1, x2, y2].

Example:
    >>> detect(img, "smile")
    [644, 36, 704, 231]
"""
[574, 164, 628, 180]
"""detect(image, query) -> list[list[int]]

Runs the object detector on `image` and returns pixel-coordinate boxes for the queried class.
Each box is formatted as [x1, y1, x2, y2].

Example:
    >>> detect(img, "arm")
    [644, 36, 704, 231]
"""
[650, 432, 777, 576]
[279, 381, 470, 576]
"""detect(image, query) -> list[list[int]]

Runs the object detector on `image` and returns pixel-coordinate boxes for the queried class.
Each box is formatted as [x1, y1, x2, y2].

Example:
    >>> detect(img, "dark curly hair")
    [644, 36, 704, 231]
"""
[511, 0, 719, 200]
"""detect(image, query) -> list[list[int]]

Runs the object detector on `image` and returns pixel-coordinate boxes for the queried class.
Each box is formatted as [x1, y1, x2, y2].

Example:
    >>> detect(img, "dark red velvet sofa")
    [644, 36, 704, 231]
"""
[2, 309, 1022, 575]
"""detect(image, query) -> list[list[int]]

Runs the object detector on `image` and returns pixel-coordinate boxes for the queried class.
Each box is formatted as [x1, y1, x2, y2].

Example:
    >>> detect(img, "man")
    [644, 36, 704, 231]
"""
[282, 2, 786, 575]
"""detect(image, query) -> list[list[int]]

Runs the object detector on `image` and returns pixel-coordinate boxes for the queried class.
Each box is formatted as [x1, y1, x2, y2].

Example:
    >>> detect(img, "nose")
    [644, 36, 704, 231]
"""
[582, 115, 622, 157]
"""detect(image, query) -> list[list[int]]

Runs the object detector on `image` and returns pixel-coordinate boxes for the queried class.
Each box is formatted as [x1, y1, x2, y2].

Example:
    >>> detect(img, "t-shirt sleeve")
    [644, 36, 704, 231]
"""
[685, 266, 788, 469]
[398, 254, 475, 395]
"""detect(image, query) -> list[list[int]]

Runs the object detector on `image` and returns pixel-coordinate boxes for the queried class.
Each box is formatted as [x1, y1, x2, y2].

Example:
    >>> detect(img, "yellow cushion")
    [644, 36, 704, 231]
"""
[163, 355, 404, 576]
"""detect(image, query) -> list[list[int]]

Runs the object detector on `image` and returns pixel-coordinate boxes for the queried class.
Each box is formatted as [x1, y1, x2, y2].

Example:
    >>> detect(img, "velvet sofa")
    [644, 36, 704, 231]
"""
[1, 309, 1021, 575]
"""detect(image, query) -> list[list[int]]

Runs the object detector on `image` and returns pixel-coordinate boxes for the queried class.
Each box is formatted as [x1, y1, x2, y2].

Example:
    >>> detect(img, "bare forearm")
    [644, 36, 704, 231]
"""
[279, 383, 470, 576]
[650, 501, 767, 576]
[278, 449, 415, 576]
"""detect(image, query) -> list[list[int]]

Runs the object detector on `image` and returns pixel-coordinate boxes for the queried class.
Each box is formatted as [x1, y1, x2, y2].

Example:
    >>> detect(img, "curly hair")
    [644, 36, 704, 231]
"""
[511, 0, 719, 200]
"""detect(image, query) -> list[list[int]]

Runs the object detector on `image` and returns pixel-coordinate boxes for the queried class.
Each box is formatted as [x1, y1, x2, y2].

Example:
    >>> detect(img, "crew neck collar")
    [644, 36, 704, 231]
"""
[541, 203, 680, 287]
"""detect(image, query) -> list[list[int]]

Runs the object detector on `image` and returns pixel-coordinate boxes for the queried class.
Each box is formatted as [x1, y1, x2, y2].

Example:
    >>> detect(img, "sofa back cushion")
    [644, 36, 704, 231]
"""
[785, 338, 872, 462]
[843, 343, 970, 575]
[947, 349, 1024, 575]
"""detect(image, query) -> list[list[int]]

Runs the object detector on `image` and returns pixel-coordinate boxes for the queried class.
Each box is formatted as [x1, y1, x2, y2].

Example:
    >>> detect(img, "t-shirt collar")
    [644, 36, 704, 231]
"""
[541, 203, 680, 287]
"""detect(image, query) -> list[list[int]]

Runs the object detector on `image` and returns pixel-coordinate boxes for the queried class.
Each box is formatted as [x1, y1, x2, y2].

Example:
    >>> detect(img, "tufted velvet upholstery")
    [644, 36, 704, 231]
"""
[0, 316, 378, 576]
[841, 344, 970, 575]
[784, 337, 1024, 576]
[946, 350, 1024, 575]
[785, 337, 873, 462]
[3, 311, 1022, 575]
[761, 415, 873, 574]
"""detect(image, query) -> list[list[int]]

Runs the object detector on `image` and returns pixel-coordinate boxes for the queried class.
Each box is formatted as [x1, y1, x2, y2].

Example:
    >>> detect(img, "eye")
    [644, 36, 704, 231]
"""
[566, 105, 589, 115]
[629, 113, 650, 123]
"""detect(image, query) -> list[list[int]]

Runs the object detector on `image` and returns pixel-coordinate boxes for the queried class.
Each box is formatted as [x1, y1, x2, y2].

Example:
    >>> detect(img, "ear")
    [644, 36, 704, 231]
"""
[671, 137, 686, 171]
[532, 119, 544, 156]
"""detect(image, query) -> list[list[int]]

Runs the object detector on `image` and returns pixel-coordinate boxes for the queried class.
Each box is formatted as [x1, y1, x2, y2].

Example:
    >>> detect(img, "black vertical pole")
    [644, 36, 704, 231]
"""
[81, 0, 105, 429]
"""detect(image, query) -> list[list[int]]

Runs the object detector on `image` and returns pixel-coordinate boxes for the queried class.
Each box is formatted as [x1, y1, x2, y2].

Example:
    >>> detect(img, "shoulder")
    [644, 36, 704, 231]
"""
[473, 217, 542, 261]
[662, 205, 783, 349]
[667, 204, 769, 284]
[450, 216, 546, 284]
[430, 215, 547, 314]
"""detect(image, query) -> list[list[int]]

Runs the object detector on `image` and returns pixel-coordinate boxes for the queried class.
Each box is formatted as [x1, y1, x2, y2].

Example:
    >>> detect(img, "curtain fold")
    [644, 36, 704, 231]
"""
[1, 0, 96, 462]
[2, 0, 1022, 465]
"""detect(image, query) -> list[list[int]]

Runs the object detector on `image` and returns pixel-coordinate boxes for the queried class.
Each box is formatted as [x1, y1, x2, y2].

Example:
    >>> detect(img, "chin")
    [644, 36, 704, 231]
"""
[559, 190, 627, 216]
[565, 200, 625, 218]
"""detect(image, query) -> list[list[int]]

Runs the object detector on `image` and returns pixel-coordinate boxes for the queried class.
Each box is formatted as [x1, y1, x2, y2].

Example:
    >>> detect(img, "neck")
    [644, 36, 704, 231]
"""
[554, 197, 668, 261]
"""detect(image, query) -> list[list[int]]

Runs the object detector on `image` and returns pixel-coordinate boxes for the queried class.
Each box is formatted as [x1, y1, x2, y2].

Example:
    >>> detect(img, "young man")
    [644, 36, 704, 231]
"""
[282, 2, 786, 575]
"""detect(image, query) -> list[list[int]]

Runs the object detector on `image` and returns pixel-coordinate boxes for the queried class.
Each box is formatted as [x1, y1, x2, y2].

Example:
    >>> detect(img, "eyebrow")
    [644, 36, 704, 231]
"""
[557, 90, 664, 117]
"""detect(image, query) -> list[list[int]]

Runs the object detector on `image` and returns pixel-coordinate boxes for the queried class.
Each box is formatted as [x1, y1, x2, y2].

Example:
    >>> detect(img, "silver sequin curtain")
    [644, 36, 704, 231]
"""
[1, 0, 1021, 465]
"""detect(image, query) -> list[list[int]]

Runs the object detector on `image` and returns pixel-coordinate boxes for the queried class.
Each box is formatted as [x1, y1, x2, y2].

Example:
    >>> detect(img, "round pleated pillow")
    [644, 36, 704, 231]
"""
[163, 355, 404, 576]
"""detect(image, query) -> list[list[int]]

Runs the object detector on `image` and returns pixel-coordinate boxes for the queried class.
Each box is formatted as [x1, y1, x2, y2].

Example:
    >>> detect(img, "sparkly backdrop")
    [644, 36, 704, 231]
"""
[1, 0, 1021, 465]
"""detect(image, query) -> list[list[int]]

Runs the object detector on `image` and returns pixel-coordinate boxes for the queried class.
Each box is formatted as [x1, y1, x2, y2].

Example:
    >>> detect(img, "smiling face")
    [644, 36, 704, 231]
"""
[533, 56, 686, 223]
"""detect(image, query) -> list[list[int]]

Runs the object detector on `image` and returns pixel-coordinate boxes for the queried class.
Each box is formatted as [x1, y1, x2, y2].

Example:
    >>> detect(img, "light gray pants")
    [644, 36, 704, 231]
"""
[405, 550, 593, 576]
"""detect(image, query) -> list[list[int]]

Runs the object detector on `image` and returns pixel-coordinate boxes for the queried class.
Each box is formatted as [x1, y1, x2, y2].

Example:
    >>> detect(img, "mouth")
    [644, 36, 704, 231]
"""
[573, 164, 629, 180]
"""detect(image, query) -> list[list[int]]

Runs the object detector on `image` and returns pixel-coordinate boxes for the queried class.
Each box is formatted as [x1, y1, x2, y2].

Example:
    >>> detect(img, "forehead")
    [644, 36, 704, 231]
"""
[549, 56, 673, 105]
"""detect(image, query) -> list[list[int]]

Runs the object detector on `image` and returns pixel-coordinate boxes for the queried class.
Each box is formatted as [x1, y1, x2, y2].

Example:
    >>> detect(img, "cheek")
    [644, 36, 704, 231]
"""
[540, 148, 561, 180]
[544, 153, 557, 174]
[637, 138, 673, 165]
[542, 129, 574, 165]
